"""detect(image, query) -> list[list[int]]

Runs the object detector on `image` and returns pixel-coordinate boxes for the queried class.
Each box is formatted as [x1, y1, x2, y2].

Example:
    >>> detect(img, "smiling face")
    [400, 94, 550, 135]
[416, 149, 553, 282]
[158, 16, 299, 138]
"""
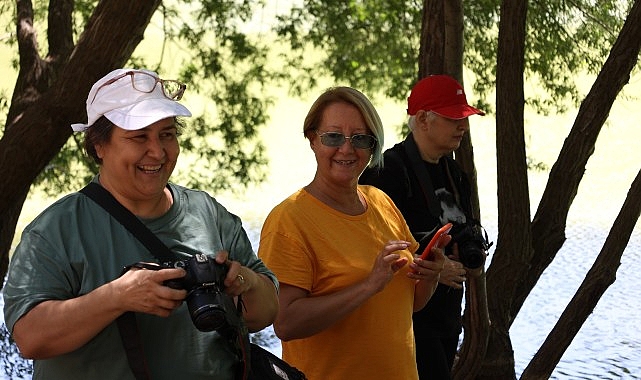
[310, 102, 373, 188]
[95, 117, 179, 205]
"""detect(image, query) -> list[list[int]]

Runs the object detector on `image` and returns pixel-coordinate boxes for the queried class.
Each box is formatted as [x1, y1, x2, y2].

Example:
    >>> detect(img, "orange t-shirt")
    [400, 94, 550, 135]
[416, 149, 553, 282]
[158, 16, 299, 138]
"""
[258, 185, 420, 380]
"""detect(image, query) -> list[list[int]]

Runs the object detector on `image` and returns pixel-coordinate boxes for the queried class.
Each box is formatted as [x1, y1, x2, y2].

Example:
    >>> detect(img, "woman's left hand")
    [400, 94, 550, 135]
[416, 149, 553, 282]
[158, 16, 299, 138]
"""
[214, 250, 255, 297]
[407, 243, 447, 282]
[213, 250, 279, 331]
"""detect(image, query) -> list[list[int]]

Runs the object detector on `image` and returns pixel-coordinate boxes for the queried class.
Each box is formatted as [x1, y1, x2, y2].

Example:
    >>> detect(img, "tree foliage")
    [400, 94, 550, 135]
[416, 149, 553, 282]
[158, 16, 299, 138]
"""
[275, 0, 634, 115]
[1, 0, 274, 197]
[275, 0, 421, 101]
[1, 0, 640, 378]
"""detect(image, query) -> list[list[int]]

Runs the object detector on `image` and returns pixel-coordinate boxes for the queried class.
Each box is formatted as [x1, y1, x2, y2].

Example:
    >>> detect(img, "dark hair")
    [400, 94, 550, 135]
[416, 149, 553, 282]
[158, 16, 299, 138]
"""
[83, 116, 115, 165]
[83, 116, 186, 164]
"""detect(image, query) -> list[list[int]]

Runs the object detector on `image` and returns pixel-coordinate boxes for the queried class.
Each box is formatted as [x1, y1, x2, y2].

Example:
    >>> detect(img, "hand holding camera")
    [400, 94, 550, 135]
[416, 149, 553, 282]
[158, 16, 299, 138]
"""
[116, 263, 187, 318]
[159, 253, 243, 333]
[438, 256, 467, 289]
[123, 252, 248, 335]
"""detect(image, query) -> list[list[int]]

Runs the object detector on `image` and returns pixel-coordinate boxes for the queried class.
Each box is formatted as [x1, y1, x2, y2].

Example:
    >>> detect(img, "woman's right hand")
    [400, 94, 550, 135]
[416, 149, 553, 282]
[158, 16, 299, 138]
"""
[116, 266, 187, 317]
[12, 266, 187, 359]
[365, 240, 412, 293]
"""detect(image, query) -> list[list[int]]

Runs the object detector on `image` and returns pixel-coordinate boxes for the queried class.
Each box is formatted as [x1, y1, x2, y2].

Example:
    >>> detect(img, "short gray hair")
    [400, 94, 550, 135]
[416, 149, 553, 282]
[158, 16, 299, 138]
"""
[407, 111, 436, 131]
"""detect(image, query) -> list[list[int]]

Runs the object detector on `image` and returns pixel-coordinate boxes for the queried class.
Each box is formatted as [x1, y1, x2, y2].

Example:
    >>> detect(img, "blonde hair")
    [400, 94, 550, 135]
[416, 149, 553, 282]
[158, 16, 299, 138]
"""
[303, 86, 384, 168]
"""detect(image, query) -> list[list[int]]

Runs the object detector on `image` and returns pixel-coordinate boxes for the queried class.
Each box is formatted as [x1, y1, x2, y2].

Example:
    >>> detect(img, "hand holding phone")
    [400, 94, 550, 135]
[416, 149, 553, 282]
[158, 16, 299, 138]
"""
[419, 223, 453, 260]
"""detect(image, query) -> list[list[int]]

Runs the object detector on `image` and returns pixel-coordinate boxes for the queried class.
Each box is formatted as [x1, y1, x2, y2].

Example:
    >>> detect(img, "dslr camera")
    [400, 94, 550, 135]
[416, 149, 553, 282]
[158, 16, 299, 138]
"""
[162, 253, 240, 333]
[448, 222, 493, 269]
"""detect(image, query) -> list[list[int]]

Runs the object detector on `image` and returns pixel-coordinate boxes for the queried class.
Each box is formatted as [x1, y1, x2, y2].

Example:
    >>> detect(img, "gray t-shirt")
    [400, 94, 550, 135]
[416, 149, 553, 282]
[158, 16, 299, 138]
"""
[3, 180, 277, 380]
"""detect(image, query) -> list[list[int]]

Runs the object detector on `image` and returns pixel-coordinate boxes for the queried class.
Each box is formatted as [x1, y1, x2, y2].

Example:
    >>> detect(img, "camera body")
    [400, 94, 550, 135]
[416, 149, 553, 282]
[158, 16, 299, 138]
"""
[163, 253, 238, 333]
[448, 222, 492, 269]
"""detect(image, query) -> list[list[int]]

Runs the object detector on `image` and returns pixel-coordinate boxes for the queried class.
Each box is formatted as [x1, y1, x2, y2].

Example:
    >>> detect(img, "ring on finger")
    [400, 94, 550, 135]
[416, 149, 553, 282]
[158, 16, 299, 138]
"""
[236, 273, 245, 285]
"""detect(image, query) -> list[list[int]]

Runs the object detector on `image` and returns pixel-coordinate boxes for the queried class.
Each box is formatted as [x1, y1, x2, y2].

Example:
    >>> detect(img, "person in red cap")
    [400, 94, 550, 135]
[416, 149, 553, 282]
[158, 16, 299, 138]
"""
[360, 74, 491, 379]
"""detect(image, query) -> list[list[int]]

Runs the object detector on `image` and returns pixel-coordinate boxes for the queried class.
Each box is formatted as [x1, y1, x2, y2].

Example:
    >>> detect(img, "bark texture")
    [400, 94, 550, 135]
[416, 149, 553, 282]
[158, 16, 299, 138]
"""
[0, 0, 162, 283]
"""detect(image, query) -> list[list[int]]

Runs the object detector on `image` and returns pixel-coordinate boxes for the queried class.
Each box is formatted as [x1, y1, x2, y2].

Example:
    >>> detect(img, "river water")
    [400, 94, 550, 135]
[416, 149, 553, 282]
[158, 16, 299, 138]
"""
[497, 223, 641, 379]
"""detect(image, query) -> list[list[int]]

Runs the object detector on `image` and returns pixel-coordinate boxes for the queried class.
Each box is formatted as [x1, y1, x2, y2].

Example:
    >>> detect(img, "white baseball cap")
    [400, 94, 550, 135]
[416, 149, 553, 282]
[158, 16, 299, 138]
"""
[71, 68, 192, 132]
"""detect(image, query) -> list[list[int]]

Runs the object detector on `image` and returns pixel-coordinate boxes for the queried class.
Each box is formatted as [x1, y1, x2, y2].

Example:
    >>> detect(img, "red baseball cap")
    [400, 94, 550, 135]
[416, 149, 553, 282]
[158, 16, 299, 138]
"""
[407, 75, 485, 119]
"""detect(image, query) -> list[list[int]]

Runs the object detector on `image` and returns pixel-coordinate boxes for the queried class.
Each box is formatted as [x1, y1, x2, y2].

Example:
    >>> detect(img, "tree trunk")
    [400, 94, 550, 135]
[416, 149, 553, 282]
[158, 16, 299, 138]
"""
[482, 0, 529, 378]
[419, 0, 445, 78]
[419, 2, 491, 378]
[0, 0, 161, 285]
[452, 272, 491, 380]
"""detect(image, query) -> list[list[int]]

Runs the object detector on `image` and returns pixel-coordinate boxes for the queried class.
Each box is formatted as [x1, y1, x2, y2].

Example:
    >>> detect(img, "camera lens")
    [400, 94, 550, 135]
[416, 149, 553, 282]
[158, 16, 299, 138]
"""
[192, 306, 227, 332]
[459, 245, 485, 269]
[187, 288, 229, 332]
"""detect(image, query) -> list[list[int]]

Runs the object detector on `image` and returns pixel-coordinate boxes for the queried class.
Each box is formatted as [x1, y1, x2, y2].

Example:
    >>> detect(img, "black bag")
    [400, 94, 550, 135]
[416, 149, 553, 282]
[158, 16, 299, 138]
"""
[249, 343, 307, 380]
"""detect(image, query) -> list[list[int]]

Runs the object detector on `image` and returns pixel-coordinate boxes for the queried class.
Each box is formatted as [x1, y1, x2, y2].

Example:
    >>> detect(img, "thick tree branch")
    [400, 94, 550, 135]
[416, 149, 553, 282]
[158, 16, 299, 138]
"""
[521, 168, 641, 379]
[48, 0, 74, 62]
[0, 0, 161, 286]
[10, 0, 45, 128]
[15, 0, 38, 70]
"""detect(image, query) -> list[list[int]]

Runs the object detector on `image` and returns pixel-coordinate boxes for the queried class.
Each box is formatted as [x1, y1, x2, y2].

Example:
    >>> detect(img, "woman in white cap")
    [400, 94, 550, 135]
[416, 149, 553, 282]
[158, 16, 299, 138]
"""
[3, 68, 279, 380]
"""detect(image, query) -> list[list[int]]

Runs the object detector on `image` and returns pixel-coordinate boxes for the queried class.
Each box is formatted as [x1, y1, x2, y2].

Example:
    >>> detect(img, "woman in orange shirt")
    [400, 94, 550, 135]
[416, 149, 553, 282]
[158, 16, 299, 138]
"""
[259, 86, 446, 380]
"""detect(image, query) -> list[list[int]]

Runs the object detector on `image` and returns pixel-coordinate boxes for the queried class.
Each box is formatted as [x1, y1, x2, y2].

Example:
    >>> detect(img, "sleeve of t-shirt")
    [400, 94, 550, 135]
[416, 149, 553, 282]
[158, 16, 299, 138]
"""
[3, 230, 77, 333]
[257, 208, 314, 292]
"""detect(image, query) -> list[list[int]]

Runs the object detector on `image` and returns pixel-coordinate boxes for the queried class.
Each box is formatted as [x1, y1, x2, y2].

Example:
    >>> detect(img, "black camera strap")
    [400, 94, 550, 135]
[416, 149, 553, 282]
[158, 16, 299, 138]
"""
[80, 182, 250, 380]
[81, 182, 176, 380]
[80, 182, 175, 262]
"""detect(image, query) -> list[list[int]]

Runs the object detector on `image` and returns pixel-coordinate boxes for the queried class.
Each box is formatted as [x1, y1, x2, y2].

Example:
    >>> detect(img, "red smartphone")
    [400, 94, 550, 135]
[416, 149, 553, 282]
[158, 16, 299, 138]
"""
[419, 223, 453, 260]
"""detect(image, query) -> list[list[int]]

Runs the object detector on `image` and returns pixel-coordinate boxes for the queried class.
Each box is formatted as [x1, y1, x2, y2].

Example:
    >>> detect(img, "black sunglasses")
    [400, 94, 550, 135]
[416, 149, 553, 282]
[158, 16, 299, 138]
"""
[315, 130, 377, 150]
